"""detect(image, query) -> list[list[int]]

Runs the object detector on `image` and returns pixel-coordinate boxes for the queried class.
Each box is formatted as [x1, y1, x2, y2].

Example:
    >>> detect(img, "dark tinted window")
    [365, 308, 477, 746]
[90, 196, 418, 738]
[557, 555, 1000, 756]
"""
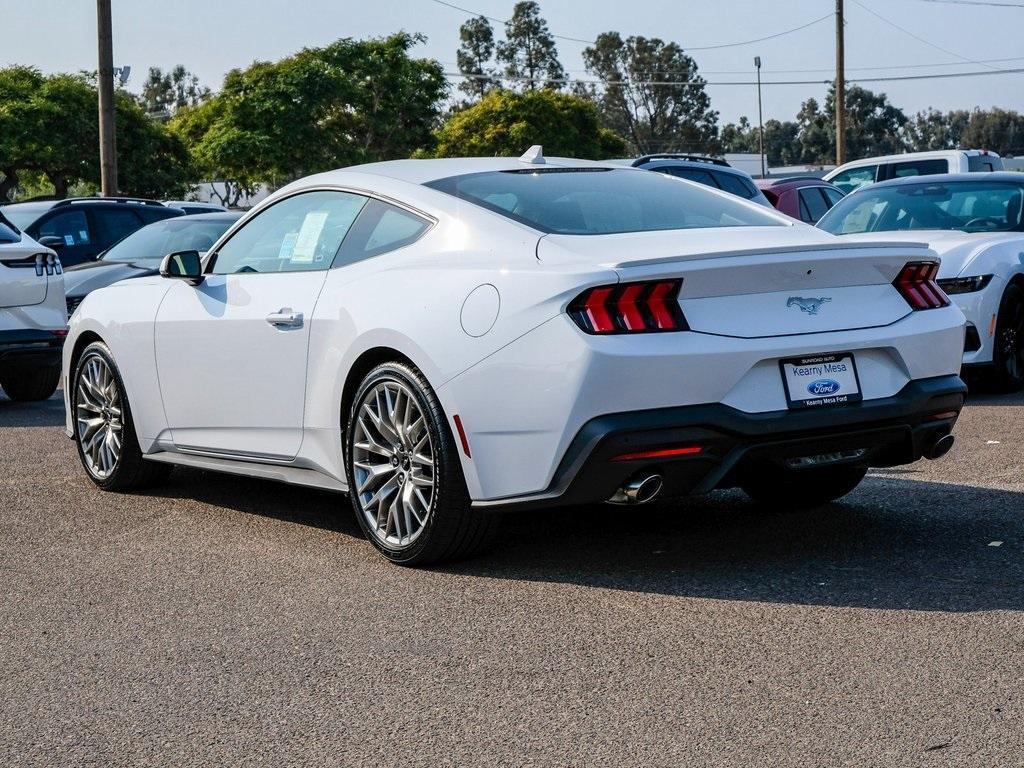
[715, 171, 757, 199]
[822, 187, 845, 207]
[38, 210, 91, 246]
[818, 180, 1024, 234]
[95, 208, 143, 244]
[968, 156, 998, 172]
[659, 167, 718, 188]
[335, 199, 430, 266]
[889, 159, 947, 179]
[103, 217, 237, 263]
[427, 169, 783, 235]
[139, 206, 182, 223]
[799, 188, 830, 223]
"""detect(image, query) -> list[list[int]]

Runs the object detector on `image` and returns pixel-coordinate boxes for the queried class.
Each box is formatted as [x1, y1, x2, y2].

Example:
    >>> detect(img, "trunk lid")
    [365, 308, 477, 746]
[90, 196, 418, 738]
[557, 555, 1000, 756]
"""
[539, 226, 935, 338]
[0, 235, 53, 308]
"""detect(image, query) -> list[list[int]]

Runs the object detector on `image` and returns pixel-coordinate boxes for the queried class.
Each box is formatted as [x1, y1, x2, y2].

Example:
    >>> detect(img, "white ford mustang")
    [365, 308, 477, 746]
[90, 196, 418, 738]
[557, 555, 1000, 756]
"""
[818, 172, 1024, 390]
[64, 148, 967, 564]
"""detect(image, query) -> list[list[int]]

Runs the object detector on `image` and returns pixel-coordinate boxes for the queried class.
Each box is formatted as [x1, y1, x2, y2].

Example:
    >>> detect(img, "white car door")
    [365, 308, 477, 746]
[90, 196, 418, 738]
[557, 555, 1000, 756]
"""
[153, 190, 368, 459]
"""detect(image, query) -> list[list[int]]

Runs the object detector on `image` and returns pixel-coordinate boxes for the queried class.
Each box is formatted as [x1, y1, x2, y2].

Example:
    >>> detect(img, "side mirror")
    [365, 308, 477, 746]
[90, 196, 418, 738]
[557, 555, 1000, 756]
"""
[160, 250, 204, 285]
[38, 235, 65, 251]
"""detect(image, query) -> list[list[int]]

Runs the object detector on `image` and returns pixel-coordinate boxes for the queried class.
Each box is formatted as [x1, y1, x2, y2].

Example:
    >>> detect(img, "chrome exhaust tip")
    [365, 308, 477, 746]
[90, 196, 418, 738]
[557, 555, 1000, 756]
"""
[924, 433, 955, 460]
[608, 473, 664, 505]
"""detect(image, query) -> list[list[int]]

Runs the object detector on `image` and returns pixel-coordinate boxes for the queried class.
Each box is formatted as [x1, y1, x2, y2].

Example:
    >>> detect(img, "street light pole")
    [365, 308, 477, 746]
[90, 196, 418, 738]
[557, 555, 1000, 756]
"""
[96, 0, 117, 196]
[754, 56, 765, 178]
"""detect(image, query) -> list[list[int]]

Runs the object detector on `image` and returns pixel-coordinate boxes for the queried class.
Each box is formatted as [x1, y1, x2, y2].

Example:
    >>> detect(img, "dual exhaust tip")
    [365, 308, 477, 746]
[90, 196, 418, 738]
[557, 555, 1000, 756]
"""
[608, 433, 954, 505]
[608, 473, 663, 505]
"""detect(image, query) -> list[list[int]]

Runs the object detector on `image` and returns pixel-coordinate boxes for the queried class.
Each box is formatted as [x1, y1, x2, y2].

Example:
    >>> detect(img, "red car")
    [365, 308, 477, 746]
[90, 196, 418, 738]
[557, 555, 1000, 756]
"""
[755, 177, 846, 224]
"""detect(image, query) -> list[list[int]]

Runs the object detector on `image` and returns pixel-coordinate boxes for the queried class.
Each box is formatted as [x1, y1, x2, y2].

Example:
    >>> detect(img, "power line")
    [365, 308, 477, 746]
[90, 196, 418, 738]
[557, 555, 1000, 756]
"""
[850, 0, 1000, 70]
[444, 65, 1024, 87]
[426, 0, 834, 51]
[917, 0, 1024, 7]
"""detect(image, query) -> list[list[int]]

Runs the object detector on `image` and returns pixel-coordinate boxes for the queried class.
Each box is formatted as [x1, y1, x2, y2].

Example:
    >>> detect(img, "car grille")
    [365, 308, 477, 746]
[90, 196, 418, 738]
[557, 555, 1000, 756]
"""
[66, 296, 84, 317]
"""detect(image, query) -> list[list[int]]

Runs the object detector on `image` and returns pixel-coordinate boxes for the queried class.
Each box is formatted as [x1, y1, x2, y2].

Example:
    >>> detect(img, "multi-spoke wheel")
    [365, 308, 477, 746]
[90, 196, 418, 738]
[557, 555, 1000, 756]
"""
[345, 361, 498, 565]
[76, 354, 124, 479]
[72, 342, 170, 491]
[987, 284, 1024, 393]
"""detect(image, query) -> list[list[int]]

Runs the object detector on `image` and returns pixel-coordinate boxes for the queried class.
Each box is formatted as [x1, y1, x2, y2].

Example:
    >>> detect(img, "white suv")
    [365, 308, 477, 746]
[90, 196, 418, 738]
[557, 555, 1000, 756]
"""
[825, 149, 1002, 194]
[0, 213, 67, 401]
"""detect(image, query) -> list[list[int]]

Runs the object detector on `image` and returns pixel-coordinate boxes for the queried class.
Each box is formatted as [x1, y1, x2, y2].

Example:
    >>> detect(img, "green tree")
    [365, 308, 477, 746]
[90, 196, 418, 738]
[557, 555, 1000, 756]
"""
[961, 108, 1024, 156]
[430, 88, 626, 159]
[0, 66, 191, 201]
[137, 65, 210, 120]
[902, 108, 970, 151]
[172, 33, 447, 197]
[720, 116, 802, 167]
[792, 86, 908, 164]
[496, 2, 565, 91]
[583, 33, 719, 155]
[457, 16, 499, 100]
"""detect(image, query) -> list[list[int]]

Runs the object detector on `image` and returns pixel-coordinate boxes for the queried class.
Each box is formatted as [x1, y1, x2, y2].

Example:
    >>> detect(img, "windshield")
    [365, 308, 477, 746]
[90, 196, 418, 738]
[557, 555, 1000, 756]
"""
[102, 217, 236, 262]
[425, 168, 784, 235]
[819, 180, 1024, 235]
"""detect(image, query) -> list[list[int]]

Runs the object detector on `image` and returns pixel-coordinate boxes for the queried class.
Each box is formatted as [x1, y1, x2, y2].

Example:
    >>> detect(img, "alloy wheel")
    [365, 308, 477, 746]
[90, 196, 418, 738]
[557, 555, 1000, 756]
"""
[1000, 298, 1024, 382]
[75, 354, 123, 479]
[352, 379, 436, 548]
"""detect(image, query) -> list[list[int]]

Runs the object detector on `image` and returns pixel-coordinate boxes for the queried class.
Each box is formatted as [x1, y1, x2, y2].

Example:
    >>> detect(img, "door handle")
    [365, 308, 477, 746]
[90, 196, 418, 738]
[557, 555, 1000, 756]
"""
[266, 309, 304, 328]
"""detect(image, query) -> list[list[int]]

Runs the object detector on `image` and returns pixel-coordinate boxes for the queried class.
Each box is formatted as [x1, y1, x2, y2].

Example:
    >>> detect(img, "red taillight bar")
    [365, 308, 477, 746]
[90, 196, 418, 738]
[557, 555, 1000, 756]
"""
[569, 279, 688, 334]
[894, 262, 949, 310]
[613, 445, 703, 462]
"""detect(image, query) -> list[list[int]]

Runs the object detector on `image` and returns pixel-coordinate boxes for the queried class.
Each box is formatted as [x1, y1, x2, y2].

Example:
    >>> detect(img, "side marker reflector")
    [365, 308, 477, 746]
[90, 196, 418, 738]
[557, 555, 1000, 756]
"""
[453, 414, 472, 458]
[613, 445, 703, 462]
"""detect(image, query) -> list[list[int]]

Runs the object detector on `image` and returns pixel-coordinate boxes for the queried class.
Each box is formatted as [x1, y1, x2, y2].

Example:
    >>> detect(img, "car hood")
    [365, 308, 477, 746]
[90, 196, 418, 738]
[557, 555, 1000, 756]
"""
[833, 230, 1024, 278]
[63, 259, 160, 297]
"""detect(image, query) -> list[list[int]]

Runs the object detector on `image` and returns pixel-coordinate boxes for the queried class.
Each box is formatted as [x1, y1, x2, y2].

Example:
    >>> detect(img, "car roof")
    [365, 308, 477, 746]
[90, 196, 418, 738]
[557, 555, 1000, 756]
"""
[756, 177, 835, 190]
[635, 158, 747, 175]
[161, 211, 242, 222]
[858, 171, 1024, 191]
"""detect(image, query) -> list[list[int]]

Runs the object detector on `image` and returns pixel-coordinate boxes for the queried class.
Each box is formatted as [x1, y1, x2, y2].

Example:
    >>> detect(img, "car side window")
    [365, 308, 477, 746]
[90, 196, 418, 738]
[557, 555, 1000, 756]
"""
[335, 199, 431, 267]
[822, 187, 845, 208]
[799, 188, 830, 223]
[889, 159, 947, 179]
[831, 166, 877, 194]
[210, 191, 366, 275]
[660, 167, 719, 189]
[715, 172, 756, 199]
[37, 210, 91, 246]
[95, 208, 143, 245]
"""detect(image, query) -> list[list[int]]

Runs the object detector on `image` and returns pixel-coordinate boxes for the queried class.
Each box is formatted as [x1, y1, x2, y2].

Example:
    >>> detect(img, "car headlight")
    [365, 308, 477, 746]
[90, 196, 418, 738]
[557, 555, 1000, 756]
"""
[936, 275, 993, 294]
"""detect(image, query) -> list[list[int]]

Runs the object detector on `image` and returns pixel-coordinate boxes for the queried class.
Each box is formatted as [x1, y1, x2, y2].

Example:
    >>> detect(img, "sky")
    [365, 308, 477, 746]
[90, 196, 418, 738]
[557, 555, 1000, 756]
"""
[4, 0, 1023, 126]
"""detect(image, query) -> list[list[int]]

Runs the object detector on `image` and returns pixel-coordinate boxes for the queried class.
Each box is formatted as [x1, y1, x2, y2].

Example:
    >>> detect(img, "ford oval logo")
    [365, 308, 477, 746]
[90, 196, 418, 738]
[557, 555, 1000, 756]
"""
[808, 379, 841, 396]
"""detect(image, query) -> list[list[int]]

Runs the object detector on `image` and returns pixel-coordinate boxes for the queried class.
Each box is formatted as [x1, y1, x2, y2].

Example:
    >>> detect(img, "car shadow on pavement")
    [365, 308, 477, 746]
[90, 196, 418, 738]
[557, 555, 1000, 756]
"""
[0, 391, 66, 428]
[442, 476, 1024, 614]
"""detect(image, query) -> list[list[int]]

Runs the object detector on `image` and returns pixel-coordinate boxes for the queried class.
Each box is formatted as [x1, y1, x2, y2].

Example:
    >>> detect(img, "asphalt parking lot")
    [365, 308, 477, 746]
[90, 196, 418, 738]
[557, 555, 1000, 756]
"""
[1, 389, 1022, 767]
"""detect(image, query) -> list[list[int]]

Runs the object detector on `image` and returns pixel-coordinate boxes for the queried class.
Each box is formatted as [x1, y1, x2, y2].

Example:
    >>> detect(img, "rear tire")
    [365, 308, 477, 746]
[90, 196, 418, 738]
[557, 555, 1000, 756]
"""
[984, 283, 1024, 393]
[72, 342, 171, 491]
[344, 361, 498, 566]
[740, 464, 867, 508]
[0, 365, 60, 402]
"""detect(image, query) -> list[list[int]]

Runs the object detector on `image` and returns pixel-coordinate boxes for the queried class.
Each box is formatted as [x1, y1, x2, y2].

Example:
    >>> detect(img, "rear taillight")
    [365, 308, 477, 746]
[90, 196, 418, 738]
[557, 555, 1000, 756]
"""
[894, 262, 949, 310]
[568, 279, 687, 334]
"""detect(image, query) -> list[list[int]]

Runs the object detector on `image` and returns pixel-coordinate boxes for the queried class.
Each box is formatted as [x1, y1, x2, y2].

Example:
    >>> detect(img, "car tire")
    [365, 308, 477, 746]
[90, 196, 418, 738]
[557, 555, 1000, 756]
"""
[0, 365, 60, 402]
[739, 464, 867, 508]
[985, 283, 1024, 393]
[72, 341, 171, 491]
[345, 361, 498, 566]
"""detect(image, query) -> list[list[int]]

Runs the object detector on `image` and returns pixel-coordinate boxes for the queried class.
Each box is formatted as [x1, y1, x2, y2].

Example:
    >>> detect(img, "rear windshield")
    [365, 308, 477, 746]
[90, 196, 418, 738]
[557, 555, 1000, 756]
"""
[818, 180, 1024, 235]
[425, 168, 783, 235]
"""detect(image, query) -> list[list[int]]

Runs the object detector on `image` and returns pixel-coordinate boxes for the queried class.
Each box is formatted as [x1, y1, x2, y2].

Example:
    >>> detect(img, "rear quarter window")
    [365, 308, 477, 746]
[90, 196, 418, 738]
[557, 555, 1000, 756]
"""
[714, 172, 758, 199]
[888, 159, 948, 179]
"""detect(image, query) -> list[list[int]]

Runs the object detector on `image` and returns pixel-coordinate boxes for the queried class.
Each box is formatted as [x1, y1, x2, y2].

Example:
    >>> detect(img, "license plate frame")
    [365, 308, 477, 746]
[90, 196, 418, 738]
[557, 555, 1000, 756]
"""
[779, 352, 863, 410]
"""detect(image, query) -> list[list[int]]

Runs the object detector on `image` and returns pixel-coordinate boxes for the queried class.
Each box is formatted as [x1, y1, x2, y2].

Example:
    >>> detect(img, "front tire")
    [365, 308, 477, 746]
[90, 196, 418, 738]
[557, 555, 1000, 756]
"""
[740, 464, 867, 508]
[985, 283, 1024, 393]
[0, 365, 60, 402]
[344, 361, 497, 565]
[72, 342, 170, 491]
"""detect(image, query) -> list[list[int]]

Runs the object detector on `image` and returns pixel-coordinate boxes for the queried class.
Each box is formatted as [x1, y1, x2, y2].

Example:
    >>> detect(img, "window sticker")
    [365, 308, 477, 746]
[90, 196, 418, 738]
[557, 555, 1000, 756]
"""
[291, 211, 328, 263]
[79, 230, 90, 243]
[278, 231, 298, 261]
[64, 234, 75, 246]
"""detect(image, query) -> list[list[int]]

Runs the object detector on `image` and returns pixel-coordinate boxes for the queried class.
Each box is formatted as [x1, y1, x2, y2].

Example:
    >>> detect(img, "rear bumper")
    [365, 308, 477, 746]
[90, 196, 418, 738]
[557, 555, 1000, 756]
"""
[0, 329, 65, 372]
[473, 374, 966, 511]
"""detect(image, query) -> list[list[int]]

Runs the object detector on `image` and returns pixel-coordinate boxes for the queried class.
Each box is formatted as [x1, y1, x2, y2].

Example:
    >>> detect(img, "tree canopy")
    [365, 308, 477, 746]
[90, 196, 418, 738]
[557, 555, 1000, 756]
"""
[430, 88, 626, 159]
[496, 1, 565, 91]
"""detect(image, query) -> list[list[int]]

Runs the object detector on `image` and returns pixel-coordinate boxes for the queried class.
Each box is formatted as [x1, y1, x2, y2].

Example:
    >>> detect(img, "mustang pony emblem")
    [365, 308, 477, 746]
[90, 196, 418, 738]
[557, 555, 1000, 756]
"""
[787, 296, 831, 315]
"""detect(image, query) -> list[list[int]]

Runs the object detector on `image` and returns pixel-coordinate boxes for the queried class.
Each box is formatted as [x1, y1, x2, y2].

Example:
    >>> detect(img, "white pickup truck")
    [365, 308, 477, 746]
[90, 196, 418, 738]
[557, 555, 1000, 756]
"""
[825, 149, 1003, 194]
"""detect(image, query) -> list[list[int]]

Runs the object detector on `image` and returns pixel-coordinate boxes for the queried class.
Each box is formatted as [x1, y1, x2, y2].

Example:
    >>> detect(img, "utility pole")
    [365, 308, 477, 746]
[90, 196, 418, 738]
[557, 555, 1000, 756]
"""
[96, 0, 117, 196]
[835, 0, 846, 167]
[754, 56, 765, 178]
